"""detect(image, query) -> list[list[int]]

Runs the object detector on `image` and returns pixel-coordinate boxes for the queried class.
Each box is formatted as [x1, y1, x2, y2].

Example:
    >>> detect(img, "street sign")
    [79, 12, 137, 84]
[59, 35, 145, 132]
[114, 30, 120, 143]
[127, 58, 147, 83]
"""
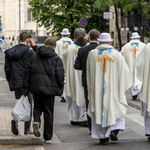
[103, 12, 114, 19]
[0, 39, 2, 44]
[80, 18, 88, 27]
[0, 28, 2, 32]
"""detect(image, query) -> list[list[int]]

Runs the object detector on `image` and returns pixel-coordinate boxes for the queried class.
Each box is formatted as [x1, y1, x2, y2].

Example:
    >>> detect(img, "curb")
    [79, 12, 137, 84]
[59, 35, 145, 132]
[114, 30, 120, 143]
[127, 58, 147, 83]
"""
[0, 136, 43, 145]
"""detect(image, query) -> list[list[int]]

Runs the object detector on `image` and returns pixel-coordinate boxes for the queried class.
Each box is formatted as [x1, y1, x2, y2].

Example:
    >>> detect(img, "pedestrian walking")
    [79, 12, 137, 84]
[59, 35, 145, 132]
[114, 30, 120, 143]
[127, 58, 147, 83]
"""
[12, 35, 15, 41]
[22, 37, 65, 144]
[55, 28, 74, 103]
[86, 33, 132, 145]
[4, 31, 38, 135]
[12, 38, 18, 46]
[62, 28, 88, 126]
[121, 32, 145, 100]
[74, 29, 100, 131]
[136, 43, 150, 142]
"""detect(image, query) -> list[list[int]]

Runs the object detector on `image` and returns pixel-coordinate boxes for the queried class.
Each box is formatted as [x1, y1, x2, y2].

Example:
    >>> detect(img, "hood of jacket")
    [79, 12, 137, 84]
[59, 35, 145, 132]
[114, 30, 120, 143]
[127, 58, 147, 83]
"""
[5, 44, 29, 60]
[37, 46, 56, 58]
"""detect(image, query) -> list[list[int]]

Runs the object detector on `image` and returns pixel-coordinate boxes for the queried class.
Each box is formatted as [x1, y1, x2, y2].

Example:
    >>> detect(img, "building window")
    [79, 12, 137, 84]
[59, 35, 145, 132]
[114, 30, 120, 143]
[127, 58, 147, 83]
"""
[32, 17, 35, 21]
[27, 9, 31, 21]
[27, 8, 35, 21]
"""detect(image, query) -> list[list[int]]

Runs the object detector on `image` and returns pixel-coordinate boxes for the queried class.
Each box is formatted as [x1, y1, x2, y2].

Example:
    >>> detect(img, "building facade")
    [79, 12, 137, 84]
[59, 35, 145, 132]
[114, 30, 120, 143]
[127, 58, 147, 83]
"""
[109, 6, 128, 50]
[0, 0, 49, 40]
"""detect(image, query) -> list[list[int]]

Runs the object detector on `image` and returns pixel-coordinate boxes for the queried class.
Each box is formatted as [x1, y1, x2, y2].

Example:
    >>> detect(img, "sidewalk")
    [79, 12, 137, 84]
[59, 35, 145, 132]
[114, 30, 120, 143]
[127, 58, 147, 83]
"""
[0, 107, 43, 145]
[0, 77, 43, 145]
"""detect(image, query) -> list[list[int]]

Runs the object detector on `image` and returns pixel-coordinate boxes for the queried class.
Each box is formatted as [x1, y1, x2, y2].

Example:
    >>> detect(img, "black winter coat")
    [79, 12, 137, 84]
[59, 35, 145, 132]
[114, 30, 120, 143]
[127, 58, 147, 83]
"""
[22, 46, 65, 96]
[4, 44, 38, 91]
[74, 42, 98, 87]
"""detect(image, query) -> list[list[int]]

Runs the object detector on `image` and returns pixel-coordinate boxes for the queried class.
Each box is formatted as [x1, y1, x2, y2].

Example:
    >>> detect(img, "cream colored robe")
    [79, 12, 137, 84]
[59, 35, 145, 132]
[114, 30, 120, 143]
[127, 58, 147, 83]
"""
[2, 39, 11, 52]
[136, 43, 150, 115]
[87, 44, 132, 127]
[121, 39, 145, 87]
[62, 44, 85, 107]
[12, 39, 18, 46]
[55, 37, 73, 59]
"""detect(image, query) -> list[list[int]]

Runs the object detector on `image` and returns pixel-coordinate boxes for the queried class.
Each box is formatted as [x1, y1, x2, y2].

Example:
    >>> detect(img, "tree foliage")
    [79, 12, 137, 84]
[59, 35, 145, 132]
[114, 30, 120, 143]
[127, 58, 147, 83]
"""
[94, 0, 123, 50]
[28, 0, 104, 39]
[140, 1, 150, 19]
[94, 0, 150, 48]
[94, 0, 139, 13]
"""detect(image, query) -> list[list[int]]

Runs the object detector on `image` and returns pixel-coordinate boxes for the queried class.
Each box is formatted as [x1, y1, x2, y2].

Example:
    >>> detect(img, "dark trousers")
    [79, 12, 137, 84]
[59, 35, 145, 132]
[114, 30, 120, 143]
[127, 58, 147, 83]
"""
[14, 88, 33, 131]
[83, 86, 91, 131]
[33, 95, 55, 141]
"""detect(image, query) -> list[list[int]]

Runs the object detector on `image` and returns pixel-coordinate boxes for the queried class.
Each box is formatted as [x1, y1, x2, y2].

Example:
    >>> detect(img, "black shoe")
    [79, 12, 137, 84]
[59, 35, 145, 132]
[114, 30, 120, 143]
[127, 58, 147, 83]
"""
[71, 121, 88, 127]
[110, 132, 118, 141]
[60, 97, 66, 103]
[132, 95, 138, 100]
[11, 120, 19, 135]
[99, 141, 108, 145]
[24, 130, 33, 135]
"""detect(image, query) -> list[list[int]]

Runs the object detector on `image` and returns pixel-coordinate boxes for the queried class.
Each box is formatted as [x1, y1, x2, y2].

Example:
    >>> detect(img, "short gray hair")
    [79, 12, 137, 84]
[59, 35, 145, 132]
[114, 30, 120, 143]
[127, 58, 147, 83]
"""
[74, 28, 86, 39]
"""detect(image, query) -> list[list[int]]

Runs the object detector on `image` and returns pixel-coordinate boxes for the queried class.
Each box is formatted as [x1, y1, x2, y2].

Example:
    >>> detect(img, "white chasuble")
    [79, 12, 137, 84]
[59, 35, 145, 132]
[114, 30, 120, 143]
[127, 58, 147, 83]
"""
[55, 37, 73, 59]
[121, 39, 145, 87]
[87, 44, 132, 127]
[66, 95, 87, 122]
[62, 44, 85, 107]
[142, 102, 150, 135]
[136, 43, 150, 116]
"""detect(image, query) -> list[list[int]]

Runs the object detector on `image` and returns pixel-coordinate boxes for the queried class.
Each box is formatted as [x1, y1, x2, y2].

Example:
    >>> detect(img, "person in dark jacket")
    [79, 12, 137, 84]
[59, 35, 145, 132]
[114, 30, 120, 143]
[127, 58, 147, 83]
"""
[4, 31, 38, 135]
[74, 29, 100, 131]
[22, 37, 65, 144]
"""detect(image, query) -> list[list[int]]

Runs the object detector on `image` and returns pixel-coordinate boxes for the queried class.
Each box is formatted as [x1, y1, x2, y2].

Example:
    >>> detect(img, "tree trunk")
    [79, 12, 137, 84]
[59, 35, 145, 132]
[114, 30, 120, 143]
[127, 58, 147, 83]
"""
[69, 14, 74, 39]
[114, 5, 122, 51]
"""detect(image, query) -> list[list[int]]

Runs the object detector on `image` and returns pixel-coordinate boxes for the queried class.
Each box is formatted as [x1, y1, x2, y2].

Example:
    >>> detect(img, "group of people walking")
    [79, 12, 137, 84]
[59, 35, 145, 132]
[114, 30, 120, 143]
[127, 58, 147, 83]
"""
[0, 36, 18, 52]
[3, 27, 150, 145]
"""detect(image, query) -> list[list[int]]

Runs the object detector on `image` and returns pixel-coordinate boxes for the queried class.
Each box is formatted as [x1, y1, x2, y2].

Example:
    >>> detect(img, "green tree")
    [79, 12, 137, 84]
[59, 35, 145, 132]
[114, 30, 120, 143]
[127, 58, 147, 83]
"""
[28, 0, 104, 39]
[95, 0, 150, 48]
[94, 0, 139, 50]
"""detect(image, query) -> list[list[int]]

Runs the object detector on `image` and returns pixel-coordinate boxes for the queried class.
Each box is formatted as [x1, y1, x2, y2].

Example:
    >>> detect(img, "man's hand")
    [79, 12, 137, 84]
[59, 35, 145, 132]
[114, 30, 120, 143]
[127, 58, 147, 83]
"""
[29, 39, 35, 47]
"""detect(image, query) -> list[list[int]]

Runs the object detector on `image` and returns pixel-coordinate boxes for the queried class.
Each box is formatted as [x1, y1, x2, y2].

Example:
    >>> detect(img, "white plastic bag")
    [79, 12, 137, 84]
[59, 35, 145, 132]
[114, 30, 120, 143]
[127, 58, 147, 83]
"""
[11, 95, 31, 122]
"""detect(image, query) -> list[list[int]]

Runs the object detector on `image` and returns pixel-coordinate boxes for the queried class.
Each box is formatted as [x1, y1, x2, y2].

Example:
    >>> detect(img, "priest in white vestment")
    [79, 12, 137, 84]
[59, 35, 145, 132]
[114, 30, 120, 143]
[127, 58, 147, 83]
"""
[87, 33, 132, 145]
[62, 28, 88, 126]
[121, 32, 145, 100]
[136, 43, 150, 142]
[55, 28, 74, 102]
[2, 38, 11, 52]
[12, 39, 18, 46]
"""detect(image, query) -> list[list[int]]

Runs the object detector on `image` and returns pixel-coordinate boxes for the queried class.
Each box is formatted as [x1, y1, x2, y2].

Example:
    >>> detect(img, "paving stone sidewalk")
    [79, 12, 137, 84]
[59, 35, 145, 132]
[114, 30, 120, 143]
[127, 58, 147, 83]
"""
[0, 107, 43, 145]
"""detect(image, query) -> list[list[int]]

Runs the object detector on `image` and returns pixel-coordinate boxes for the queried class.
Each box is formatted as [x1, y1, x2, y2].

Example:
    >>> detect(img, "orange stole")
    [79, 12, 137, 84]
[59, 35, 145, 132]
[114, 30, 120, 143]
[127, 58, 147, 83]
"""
[74, 49, 78, 55]
[63, 43, 69, 50]
[130, 45, 139, 59]
[96, 51, 116, 73]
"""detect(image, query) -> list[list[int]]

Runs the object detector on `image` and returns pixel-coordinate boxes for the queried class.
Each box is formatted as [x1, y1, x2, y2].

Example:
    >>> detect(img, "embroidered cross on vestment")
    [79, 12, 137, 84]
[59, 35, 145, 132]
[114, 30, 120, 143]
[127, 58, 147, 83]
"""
[130, 45, 139, 59]
[96, 51, 116, 73]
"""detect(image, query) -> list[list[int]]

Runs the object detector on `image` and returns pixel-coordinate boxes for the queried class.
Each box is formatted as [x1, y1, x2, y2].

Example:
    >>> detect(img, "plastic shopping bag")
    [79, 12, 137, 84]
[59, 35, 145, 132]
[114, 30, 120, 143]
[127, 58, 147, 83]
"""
[11, 95, 31, 122]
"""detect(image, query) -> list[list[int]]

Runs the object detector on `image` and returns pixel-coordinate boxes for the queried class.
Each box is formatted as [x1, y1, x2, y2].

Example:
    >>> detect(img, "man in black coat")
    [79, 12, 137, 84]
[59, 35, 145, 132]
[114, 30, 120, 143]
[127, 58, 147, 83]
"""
[22, 37, 65, 144]
[74, 29, 100, 131]
[4, 31, 38, 135]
